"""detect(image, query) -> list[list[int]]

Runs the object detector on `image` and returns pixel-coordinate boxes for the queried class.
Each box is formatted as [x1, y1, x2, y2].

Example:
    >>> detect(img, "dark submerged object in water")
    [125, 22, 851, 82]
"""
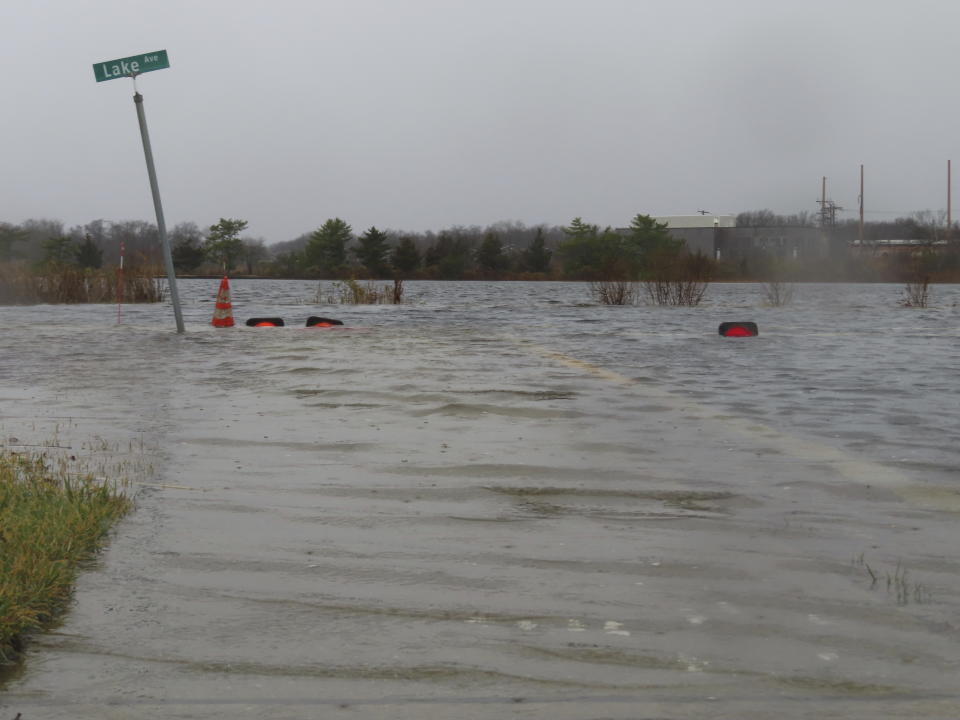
[305, 316, 344, 328]
[719, 321, 758, 337]
[246, 317, 285, 327]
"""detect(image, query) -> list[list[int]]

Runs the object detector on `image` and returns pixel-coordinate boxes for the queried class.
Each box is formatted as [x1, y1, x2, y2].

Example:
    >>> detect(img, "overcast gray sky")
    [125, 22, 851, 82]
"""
[2, 0, 959, 244]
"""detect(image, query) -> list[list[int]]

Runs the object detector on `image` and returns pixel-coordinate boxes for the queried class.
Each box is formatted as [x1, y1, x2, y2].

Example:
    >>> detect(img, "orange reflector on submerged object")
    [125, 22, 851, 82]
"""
[246, 317, 285, 327]
[305, 316, 344, 328]
[719, 321, 758, 337]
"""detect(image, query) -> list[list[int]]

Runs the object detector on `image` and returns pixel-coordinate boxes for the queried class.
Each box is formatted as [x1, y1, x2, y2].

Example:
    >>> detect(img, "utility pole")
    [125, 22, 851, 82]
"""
[858, 165, 864, 245]
[821, 176, 827, 228]
[948, 159, 952, 243]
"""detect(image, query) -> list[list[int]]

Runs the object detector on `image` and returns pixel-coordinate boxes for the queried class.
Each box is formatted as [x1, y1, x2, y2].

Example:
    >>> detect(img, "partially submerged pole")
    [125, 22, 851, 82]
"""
[134, 90, 184, 333]
[117, 240, 125, 324]
[93, 50, 181, 332]
[859, 164, 864, 245]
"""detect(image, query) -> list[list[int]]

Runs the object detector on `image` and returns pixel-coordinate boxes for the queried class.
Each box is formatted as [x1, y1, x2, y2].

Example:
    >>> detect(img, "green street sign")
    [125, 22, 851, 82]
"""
[93, 50, 169, 82]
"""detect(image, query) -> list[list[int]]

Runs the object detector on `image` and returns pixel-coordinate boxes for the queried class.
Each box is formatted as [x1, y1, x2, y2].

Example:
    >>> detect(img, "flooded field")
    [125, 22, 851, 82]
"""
[1, 280, 959, 719]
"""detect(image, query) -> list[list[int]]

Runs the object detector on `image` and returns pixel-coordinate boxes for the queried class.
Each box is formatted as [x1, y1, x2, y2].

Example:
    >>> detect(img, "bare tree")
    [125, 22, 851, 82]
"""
[642, 251, 712, 306]
[589, 279, 638, 305]
[240, 238, 268, 275]
[901, 249, 935, 308]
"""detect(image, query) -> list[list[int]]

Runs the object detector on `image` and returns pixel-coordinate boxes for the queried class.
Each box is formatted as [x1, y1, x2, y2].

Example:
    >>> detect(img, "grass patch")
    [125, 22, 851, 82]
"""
[0, 451, 132, 664]
[0, 261, 164, 305]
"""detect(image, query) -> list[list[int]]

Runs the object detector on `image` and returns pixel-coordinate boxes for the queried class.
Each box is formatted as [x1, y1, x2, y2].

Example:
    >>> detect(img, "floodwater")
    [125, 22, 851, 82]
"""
[1, 280, 959, 719]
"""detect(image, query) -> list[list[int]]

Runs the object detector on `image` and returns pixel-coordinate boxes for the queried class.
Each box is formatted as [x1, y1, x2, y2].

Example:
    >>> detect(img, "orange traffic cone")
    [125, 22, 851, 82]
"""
[211, 276, 234, 328]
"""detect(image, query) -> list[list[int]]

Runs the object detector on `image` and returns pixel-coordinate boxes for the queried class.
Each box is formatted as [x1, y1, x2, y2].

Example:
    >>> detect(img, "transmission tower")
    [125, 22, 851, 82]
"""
[816, 176, 843, 228]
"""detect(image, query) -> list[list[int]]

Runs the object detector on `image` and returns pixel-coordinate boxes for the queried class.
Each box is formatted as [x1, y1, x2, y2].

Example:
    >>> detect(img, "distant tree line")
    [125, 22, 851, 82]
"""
[0, 213, 680, 280]
[266, 219, 564, 280]
[3, 209, 959, 282]
[0, 217, 268, 275]
[225, 214, 694, 281]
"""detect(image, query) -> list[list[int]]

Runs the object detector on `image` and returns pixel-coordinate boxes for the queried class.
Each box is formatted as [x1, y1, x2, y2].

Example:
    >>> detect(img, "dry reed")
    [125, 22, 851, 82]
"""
[0, 262, 165, 305]
[316, 278, 404, 304]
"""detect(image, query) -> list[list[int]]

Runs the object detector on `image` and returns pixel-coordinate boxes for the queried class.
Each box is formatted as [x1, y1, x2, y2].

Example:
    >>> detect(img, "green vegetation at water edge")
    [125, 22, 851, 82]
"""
[5, 210, 960, 284]
[0, 452, 131, 663]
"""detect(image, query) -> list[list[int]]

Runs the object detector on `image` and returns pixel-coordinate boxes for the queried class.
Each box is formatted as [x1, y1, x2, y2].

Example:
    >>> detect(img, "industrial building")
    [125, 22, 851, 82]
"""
[648, 215, 826, 262]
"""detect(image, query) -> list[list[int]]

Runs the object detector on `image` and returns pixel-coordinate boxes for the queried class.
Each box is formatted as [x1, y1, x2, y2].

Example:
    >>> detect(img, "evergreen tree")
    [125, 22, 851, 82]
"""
[41, 235, 75, 266]
[272, 250, 305, 277]
[558, 217, 633, 279]
[305, 218, 352, 276]
[75, 234, 103, 269]
[205, 218, 248, 273]
[625, 214, 684, 280]
[171, 223, 207, 272]
[474, 231, 507, 273]
[172, 237, 206, 272]
[563, 217, 600, 240]
[353, 226, 390, 277]
[423, 233, 472, 279]
[558, 217, 600, 278]
[391, 237, 421, 275]
[520, 227, 552, 273]
[0, 223, 28, 261]
[627, 214, 680, 267]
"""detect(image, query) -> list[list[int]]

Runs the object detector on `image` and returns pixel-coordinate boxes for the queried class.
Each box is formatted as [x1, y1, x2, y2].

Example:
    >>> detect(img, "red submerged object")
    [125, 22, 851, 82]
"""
[305, 316, 344, 328]
[719, 321, 758, 337]
[246, 317, 285, 327]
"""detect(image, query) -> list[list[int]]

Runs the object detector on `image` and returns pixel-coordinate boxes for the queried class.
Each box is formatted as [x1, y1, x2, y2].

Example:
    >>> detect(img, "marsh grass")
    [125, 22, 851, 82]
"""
[316, 278, 404, 305]
[853, 554, 931, 605]
[0, 450, 132, 663]
[0, 262, 165, 305]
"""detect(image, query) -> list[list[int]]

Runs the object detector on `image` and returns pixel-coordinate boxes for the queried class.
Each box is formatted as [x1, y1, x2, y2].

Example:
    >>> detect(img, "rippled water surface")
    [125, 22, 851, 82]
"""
[1, 280, 959, 719]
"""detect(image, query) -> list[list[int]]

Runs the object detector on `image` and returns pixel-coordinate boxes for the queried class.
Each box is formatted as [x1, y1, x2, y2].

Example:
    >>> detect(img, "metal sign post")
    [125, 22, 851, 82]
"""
[132, 89, 184, 332]
[93, 50, 184, 333]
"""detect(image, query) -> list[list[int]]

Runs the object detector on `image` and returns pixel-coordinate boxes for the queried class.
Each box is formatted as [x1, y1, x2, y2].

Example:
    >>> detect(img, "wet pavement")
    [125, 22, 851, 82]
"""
[1, 281, 959, 718]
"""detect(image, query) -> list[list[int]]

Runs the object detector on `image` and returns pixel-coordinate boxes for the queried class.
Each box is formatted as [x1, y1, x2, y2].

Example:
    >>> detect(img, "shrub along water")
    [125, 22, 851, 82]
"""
[589, 279, 639, 305]
[0, 262, 164, 305]
[642, 250, 713, 306]
[0, 451, 131, 664]
[315, 278, 405, 304]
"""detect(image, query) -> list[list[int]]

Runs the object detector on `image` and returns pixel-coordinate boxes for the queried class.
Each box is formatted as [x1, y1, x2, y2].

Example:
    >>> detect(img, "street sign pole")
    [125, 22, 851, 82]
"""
[93, 50, 183, 333]
[133, 89, 184, 333]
